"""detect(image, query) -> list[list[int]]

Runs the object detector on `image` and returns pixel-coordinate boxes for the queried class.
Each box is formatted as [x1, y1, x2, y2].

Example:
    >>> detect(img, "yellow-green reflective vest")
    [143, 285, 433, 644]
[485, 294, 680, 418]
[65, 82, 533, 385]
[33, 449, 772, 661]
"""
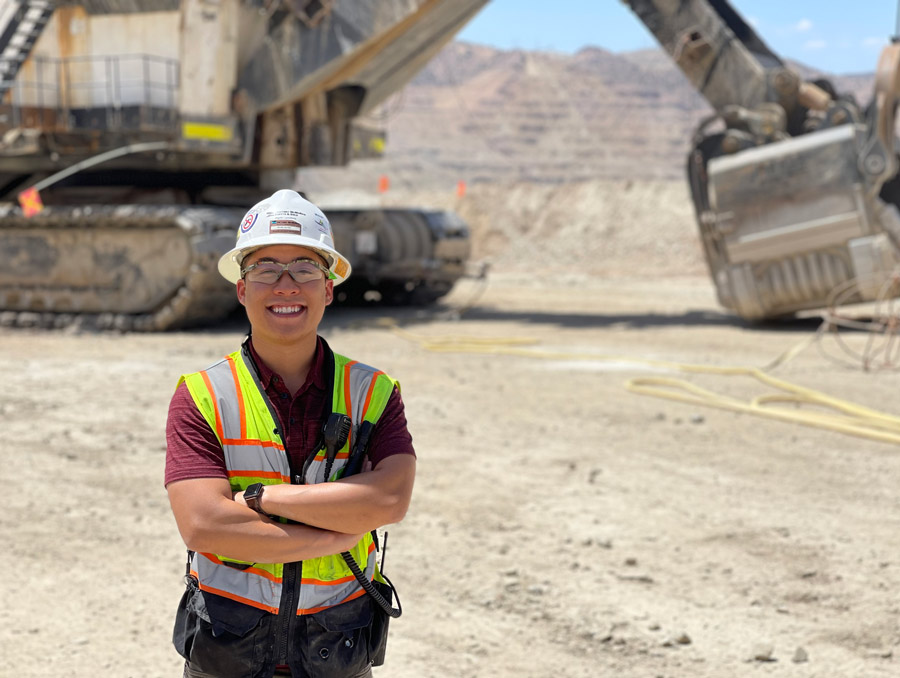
[178, 344, 398, 616]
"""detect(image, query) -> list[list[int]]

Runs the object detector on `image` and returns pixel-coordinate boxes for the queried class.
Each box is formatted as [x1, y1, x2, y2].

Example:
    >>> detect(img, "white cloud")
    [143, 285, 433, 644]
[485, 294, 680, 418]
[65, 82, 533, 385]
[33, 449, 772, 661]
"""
[803, 39, 827, 51]
[862, 36, 887, 49]
[770, 18, 813, 39]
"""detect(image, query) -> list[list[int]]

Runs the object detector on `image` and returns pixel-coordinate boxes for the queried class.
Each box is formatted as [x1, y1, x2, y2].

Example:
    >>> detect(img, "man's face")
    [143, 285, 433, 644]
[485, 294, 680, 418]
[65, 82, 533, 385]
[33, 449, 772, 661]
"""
[236, 244, 334, 347]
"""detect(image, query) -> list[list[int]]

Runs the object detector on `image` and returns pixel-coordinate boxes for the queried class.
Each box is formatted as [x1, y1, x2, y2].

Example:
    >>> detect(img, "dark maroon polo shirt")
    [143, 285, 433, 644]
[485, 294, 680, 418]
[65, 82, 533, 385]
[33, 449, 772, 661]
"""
[165, 336, 414, 486]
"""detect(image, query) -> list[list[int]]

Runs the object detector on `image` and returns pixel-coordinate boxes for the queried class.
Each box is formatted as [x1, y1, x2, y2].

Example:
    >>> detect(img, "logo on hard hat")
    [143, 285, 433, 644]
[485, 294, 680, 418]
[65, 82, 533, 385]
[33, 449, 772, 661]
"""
[270, 219, 303, 234]
[240, 212, 258, 233]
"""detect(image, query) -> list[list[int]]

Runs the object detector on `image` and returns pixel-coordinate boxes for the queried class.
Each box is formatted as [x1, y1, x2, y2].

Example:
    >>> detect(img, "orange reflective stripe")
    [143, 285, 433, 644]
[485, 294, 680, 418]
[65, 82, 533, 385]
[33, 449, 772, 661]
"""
[226, 355, 247, 439]
[297, 587, 366, 615]
[361, 370, 384, 418]
[301, 573, 357, 587]
[343, 360, 357, 450]
[199, 552, 282, 583]
[222, 438, 285, 450]
[198, 582, 280, 614]
[226, 469, 290, 482]
[190, 568, 280, 613]
[200, 370, 224, 439]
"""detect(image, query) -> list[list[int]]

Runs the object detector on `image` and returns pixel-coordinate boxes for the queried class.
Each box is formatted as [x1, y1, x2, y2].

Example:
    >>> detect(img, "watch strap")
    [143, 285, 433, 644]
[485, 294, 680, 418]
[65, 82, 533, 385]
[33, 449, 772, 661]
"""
[245, 482, 267, 515]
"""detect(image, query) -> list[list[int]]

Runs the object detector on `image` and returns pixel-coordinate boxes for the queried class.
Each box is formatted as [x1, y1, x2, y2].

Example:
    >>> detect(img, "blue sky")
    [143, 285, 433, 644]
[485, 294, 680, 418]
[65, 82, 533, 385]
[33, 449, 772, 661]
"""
[457, 1, 897, 75]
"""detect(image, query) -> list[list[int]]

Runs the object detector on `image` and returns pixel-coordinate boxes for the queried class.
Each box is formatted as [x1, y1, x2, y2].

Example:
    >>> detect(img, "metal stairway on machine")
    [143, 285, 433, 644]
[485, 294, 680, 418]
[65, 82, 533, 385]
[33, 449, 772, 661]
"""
[0, 0, 54, 98]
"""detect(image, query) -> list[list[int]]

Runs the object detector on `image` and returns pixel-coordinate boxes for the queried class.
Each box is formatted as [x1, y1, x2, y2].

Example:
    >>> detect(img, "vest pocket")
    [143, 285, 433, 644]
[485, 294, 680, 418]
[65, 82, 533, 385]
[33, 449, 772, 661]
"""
[292, 595, 374, 677]
[366, 580, 393, 666]
[173, 581, 272, 678]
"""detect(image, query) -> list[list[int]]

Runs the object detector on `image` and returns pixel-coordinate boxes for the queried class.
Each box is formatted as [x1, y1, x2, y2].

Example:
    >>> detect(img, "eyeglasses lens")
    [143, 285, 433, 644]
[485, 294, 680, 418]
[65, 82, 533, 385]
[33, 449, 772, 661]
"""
[245, 261, 325, 284]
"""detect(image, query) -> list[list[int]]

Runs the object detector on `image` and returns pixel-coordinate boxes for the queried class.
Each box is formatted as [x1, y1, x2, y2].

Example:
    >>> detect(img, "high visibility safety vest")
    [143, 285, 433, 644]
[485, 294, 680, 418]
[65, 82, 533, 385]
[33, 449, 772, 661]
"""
[178, 341, 398, 616]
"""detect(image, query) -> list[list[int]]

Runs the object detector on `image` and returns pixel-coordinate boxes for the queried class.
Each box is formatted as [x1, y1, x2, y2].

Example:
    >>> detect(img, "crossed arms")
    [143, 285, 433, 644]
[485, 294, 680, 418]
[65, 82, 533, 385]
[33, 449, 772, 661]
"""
[166, 454, 416, 563]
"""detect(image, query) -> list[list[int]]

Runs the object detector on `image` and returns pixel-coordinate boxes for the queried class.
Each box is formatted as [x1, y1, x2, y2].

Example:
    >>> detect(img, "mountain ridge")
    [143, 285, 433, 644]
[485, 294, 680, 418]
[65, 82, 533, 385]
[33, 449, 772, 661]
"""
[371, 40, 876, 185]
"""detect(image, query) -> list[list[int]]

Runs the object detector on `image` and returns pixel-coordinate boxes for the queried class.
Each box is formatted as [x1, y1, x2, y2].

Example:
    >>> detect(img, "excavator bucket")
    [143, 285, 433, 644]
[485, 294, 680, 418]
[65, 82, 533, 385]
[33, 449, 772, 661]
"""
[626, 0, 900, 319]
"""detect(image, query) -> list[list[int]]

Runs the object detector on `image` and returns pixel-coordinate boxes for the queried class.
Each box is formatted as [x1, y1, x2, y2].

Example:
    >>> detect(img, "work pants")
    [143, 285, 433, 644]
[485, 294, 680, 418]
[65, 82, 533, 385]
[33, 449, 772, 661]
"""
[184, 663, 373, 678]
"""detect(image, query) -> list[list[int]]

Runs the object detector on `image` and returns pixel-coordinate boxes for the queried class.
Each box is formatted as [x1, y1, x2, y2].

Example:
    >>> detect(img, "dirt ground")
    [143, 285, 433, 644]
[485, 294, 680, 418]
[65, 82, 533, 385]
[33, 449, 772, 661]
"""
[4, 265, 900, 678]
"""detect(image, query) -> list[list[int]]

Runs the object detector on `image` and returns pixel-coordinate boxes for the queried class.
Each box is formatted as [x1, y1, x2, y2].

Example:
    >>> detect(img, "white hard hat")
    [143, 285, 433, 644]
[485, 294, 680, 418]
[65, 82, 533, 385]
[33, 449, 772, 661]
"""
[218, 189, 351, 285]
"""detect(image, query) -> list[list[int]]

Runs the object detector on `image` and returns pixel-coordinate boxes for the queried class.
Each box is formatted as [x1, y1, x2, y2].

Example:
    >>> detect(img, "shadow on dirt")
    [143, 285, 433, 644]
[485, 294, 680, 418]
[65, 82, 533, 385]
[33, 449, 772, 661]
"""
[449, 307, 811, 331]
[191, 303, 836, 334]
[334, 304, 835, 333]
[2, 301, 845, 335]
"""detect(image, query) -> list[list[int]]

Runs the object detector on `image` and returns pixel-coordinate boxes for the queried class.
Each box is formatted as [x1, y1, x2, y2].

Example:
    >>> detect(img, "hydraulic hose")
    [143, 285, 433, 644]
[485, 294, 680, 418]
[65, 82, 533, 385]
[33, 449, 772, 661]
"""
[379, 318, 900, 447]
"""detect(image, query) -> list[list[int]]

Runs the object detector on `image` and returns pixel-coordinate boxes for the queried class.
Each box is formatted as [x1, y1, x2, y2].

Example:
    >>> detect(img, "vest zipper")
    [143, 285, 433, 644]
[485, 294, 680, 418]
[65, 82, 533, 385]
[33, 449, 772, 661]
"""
[274, 431, 302, 665]
[275, 559, 301, 664]
[274, 462, 303, 664]
[275, 430, 303, 666]
[239, 344, 304, 664]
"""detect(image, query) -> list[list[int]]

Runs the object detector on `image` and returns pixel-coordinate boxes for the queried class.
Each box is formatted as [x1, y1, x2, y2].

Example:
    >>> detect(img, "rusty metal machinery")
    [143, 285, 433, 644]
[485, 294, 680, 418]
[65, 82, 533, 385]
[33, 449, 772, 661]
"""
[6, 0, 898, 327]
[0, 0, 488, 329]
[625, 0, 900, 320]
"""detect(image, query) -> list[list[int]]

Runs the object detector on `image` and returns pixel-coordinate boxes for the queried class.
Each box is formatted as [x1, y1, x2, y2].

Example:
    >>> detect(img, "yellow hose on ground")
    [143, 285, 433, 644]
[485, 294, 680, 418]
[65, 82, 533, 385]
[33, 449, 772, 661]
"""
[380, 319, 900, 446]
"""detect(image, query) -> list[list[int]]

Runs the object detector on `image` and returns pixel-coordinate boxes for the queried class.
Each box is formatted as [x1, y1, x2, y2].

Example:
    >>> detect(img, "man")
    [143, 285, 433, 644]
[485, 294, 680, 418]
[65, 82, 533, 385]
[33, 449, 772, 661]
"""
[165, 189, 416, 678]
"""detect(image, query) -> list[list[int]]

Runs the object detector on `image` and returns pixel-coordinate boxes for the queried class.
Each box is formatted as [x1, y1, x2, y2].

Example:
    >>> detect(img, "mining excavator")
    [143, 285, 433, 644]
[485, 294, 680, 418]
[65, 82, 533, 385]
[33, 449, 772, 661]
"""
[0, 0, 487, 329]
[4, 1, 900, 329]
[625, 0, 900, 320]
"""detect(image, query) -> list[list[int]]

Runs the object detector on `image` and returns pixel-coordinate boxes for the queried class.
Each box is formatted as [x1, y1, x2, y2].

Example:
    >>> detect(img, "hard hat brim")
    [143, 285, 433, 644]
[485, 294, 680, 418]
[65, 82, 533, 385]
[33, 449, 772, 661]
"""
[218, 234, 351, 285]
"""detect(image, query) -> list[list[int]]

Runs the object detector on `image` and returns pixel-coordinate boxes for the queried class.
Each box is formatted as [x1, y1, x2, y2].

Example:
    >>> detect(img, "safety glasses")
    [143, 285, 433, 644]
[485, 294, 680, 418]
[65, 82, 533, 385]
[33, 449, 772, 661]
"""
[240, 257, 335, 284]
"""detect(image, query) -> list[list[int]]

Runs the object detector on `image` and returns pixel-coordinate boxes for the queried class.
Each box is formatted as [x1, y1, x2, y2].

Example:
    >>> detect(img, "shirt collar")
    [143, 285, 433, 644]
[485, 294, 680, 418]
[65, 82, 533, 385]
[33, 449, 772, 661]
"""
[247, 336, 327, 394]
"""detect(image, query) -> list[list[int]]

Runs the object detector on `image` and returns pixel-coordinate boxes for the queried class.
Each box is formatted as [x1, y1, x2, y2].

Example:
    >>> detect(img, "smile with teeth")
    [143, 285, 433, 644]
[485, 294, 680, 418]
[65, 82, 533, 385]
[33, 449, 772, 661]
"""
[270, 305, 305, 314]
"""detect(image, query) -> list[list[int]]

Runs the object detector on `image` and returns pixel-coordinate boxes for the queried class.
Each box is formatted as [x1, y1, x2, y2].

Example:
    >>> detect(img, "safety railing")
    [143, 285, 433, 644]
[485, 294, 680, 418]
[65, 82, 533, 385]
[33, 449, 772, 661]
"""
[0, 53, 179, 133]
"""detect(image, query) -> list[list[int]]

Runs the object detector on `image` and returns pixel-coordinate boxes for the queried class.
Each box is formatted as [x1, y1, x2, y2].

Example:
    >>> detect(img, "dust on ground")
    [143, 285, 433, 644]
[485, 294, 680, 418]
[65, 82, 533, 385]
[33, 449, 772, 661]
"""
[3, 181, 900, 677]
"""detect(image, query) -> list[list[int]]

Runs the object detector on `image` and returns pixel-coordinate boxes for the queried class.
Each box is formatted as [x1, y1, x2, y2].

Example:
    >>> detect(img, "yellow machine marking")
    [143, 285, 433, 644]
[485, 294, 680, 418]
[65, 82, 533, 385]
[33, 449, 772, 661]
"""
[182, 122, 234, 142]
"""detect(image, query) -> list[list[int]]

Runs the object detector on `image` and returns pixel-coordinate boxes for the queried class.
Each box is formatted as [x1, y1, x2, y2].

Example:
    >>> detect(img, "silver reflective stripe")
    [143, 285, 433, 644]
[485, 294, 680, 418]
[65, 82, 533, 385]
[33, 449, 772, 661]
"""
[304, 362, 378, 484]
[193, 552, 282, 613]
[223, 442, 288, 481]
[203, 356, 290, 481]
[305, 448, 350, 485]
[345, 362, 381, 426]
[205, 358, 243, 441]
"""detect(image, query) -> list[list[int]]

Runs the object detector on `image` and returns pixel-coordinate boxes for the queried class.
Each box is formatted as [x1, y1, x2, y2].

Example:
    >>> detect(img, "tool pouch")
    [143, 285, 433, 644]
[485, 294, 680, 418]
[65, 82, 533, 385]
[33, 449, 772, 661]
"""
[173, 575, 271, 677]
[339, 539, 401, 668]
[367, 580, 393, 666]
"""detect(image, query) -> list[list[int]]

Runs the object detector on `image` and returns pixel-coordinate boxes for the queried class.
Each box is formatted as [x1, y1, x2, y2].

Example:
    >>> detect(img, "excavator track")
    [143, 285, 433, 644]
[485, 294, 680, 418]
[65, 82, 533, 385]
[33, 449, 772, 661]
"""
[0, 0, 488, 329]
[0, 204, 243, 330]
[327, 207, 470, 306]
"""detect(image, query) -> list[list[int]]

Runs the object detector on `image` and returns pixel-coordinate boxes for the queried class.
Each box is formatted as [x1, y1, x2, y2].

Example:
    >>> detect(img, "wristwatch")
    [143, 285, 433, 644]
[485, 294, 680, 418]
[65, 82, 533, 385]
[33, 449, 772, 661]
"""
[244, 483, 267, 516]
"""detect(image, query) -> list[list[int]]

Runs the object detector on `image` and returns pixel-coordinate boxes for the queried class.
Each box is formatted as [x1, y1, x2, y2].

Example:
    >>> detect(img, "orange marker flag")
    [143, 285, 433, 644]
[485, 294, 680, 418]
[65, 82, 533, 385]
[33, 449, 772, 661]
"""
[18, 187, 43, 217]
[456, 180, 467, 199]
[378, 174, 390, 193]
